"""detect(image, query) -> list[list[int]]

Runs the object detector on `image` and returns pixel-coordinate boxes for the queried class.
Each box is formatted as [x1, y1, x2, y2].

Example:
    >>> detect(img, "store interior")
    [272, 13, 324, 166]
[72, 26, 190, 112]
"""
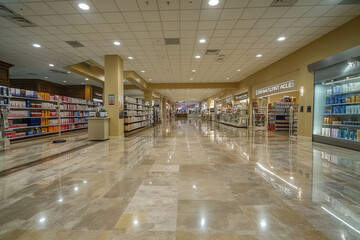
[0, 1, 360, 239]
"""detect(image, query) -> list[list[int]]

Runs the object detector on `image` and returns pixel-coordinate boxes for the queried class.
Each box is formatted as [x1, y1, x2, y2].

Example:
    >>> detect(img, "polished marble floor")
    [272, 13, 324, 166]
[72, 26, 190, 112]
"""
[0, 119, 359, 240]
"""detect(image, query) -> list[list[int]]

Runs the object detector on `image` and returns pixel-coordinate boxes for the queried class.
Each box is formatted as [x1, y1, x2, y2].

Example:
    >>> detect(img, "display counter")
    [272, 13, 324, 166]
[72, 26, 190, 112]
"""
[88, 117, 110, 141]
[175, 113, 188, 119]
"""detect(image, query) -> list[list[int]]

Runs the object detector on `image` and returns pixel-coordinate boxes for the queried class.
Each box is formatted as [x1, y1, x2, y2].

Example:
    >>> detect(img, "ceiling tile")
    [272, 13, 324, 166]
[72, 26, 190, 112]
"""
[142, 11, 161, 22]
[122, 12, 144, 22]
[241, 8, 266, 19]
[160, 11, 180, 21]
[47, 1, 77, 14]
[219, 9, 244, 20]
[224, 0, 249, 8]
[303, 5, 334, 17]
[180, 10, 201, 21]
[216, 20, 237, 30]
[103, 12, 126, 23]
[114, 0, 139, 11]
[129, 22, 147, 31]
[272, 18, 297, 28]
[42, 15, 68, 26]
[253, 19, 277, 28]
[200, 9, 222, 21]
[283, 6, 312, 18]
[63, 14, 88, 25]
[92, 0, 119, 12]
[25, 2, 57, 15]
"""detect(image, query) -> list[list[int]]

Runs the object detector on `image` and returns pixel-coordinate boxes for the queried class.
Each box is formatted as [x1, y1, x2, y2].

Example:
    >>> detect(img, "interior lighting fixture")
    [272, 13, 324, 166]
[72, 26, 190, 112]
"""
[67, 71, 71, 74]
[81, 83, 84, 84]
[226, 77, 230, 80]
[277, 36, 286, 41]
[49, 64, 54, 67]
[256, 54, 262, 58]
[208, 0, 219, 6]
[113, 41, 120, 45]
[192, 69, 196, 72]
[78, 3, 90, 10]
[85, 78, 89, 80]
[58, 198, 63, 203]
[237, 69, 241, 72]
[63, 81, 66, 83]
[290, 176, 294, 180]
[199, 39, 206, 43]
[141, 70, 145, 72]
[39, 217, 46, 223]
[195, 55, 201, 59]
[190, 78, 193, 80]
[44, 77, 48, 79]
[128, 56, 134, 59]
[149, 79, 152, 81]
[33, 43, 41, 48]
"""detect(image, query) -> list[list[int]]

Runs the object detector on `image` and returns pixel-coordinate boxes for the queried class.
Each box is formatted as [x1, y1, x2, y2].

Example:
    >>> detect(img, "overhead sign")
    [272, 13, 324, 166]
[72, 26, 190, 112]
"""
[235, 93, 248, 101]
[255, 80, 295, 96]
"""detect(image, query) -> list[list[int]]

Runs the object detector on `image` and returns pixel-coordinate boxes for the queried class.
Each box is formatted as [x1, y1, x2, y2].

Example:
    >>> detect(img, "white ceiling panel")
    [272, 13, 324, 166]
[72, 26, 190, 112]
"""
[0, 0, 357, 94]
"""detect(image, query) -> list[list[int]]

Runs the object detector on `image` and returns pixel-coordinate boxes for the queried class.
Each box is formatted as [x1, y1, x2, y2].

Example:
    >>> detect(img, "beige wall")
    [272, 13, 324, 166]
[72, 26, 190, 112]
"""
[222, 16, 360, 138]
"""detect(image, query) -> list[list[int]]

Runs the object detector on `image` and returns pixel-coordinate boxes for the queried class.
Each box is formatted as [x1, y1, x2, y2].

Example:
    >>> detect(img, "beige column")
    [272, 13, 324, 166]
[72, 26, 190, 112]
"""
[104, 55, 124, 138]
[162, 97, 167, 120]
[144, 90, 153, 104]
[85, 85, 92, 101]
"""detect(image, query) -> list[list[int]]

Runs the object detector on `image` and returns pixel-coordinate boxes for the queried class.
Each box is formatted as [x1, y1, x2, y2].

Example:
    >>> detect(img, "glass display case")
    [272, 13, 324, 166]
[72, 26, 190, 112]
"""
[313, 74, 360, 147]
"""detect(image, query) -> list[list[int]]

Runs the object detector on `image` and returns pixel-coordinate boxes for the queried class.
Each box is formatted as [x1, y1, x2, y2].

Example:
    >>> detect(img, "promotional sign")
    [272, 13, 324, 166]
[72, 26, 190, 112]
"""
[255, 80, 295, 96]
[108, 94, 115, 105]
[235, 93, 248, 101]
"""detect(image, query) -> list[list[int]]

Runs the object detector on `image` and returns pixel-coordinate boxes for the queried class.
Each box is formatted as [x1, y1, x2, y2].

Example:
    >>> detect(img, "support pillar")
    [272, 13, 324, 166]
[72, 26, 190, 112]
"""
[104, 55, 124, 138]
[162, 97, 167, 120]
[144, 90, 153, 104]
[85, 85, 92, 101]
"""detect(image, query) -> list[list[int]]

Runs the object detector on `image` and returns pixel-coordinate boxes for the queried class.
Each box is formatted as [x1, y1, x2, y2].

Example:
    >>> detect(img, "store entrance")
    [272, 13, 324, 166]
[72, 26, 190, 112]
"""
[253, 91, 299, 137]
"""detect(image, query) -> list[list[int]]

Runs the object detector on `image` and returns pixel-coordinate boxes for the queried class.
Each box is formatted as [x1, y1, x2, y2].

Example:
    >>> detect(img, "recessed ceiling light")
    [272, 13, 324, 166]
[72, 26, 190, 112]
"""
[67, 71, 71, 74]
[237, 69, 241, 72]
[277, 36, 286, 41]
[44, 77, 48, 79]
[141, 70, 145, 72]
[195, 55, 201, 59]
[208, 0, 219, 6]
[149, 79, 152, 81]
[226, 77, 230, 80]
[113, 41, 120, 45]
[199, 39, 206, 43]
[81, 83, 84, 84]
[128, 56, 134, 59]
[256, 54, 262, 58]
[192, 70, 196, 72]
[49, 64, 54, 67]
[78, 3, 90, 10]
[63, 81, 66, 83]
[33, 43, 41, 48]
[85, 78, 89, 80]
[190, 78, 193, 80]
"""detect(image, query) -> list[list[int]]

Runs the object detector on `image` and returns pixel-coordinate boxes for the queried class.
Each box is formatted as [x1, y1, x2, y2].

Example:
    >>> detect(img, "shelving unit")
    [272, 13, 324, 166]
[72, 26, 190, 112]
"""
[4, 88, 98, 140]
[289, 104, 299, 137]
[314, 75, 360, 149]
[124, 96, 150, 132]
[252, 106, 267, 127]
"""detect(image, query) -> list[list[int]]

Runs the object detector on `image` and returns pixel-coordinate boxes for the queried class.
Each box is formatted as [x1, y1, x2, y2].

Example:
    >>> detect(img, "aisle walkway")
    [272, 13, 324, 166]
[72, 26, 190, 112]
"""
[0, 120, 359, 240]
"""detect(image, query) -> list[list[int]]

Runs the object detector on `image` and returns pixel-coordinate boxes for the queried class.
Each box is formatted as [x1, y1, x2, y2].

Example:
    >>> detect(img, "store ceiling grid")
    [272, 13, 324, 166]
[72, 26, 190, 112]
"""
[0, 0, 359, 91]
[156, 88, 223, 102]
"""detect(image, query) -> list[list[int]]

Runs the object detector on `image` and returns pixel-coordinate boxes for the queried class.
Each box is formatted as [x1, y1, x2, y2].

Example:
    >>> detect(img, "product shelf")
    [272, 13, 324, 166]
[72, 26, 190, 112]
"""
[331, 90, 360, 96]
[325, 102, 360, 107]
[8, 117, 58, 119]
[124, 120, 146, 124]
[8, 107, 57, 110]
[322, 124, 360, 128]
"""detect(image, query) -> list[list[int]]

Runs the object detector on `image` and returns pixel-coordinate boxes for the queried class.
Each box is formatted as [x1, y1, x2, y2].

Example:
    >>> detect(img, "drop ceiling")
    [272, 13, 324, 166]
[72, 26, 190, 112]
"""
[0, 0, 359, 101]
[157, 88, 223, 102]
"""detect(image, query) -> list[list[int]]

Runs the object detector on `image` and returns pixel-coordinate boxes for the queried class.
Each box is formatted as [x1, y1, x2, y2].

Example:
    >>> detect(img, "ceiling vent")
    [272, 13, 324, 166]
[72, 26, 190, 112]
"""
[164, 38, 180, 45]
[49, 69, 67, 74]
[65, 41, 85, 48]
[205, 49, 220, 55]
[7, 16, 37, 27]
[0, 5, 16, 16]
[270, 0, 298, 7]
[216, 55, 225, 61]
[339, 0, 360, 4]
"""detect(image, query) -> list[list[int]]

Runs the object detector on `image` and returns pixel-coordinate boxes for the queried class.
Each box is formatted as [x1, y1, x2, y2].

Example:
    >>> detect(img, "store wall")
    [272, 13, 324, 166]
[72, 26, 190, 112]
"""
[0, 61, 13, 87]
[234, 16, 360, 139]
[10, 79, 104, 100]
